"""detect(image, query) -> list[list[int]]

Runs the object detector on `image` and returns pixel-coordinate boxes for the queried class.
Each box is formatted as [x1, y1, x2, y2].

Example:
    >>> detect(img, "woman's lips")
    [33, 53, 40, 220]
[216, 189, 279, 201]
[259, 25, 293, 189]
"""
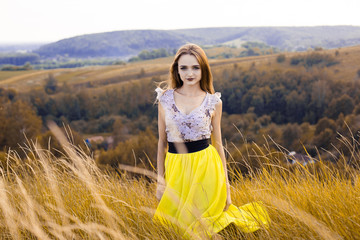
[187, 78, 194, 81]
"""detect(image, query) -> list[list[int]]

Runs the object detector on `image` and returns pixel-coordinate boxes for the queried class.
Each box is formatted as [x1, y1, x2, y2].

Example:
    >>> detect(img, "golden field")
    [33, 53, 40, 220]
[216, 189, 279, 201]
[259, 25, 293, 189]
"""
[0, 122, 359, 240]
[1, 45, 360, 239]
[1, 45, 360, 93]
[0, 46, 335, 90]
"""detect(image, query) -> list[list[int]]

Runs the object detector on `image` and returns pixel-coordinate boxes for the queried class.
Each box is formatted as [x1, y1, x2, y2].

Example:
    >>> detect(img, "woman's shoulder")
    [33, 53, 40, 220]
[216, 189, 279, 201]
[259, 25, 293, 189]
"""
[155, 87, 164, 100]
[155, 87, 173, 102]
[209, 91, 222, 104]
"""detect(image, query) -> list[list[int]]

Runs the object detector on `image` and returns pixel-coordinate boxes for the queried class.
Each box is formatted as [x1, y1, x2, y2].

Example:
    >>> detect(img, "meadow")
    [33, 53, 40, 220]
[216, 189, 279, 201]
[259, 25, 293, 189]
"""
[1, 44, 359, 92]
[1, 45, 360, 239]
[0, 122, 359, 240]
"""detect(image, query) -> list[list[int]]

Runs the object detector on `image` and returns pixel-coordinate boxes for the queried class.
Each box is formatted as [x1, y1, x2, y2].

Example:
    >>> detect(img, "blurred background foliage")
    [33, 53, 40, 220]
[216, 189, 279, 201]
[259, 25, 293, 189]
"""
[1, 46, 360, 174]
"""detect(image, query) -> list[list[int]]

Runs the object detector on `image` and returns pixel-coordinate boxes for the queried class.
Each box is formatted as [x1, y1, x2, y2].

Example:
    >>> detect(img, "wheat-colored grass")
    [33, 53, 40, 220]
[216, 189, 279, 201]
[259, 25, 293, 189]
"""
[0, 123, 359, 239]
[2, 45, 360, 93]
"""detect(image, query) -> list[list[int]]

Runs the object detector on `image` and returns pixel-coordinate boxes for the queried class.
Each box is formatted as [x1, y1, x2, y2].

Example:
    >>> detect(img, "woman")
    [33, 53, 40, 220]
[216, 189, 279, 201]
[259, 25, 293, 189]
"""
[153, 43, 269, 239]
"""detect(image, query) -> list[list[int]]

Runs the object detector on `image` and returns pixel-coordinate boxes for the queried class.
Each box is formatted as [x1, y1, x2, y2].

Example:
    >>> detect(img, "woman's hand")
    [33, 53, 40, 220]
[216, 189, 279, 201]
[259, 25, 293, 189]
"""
[156, 182, 165, 201]
[223, 186, 232, 211]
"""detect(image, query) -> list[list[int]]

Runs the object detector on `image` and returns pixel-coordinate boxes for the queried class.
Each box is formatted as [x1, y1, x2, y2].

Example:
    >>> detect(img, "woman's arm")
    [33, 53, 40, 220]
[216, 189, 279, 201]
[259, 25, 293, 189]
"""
[156, 102, 167, 200]
[211, 101, 232, 211]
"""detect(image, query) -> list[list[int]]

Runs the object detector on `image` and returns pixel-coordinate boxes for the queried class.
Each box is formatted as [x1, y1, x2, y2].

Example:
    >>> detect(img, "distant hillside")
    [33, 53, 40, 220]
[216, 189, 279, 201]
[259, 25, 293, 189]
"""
[35, 30, 188, 59]
[34, 26, 360, 58]
[0, 43, 46, 53]
[173, 26, 360, 51]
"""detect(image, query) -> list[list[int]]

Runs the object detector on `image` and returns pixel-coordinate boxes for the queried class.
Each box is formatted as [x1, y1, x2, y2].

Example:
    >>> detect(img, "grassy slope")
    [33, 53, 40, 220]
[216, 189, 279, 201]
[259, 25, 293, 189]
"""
[1, 45, 360, 92]
[0, 123, 358, 239]
[1, 47, 360, 239]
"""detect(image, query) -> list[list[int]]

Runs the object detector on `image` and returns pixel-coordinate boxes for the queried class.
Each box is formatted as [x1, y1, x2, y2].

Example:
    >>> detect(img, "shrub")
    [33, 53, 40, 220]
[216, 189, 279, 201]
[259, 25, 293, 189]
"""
[276, 54, 286, 63]
[1, 63, 32, 71]
[305, 52, 338, 67]
[290, 55, 304, 65]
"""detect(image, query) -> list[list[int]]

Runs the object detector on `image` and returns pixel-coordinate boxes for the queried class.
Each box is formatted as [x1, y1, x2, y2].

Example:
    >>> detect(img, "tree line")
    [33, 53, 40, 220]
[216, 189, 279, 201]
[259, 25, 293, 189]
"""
[1, 43, 278, 70]
[1, 50, 360, 172]
[0, 53, 40, 65]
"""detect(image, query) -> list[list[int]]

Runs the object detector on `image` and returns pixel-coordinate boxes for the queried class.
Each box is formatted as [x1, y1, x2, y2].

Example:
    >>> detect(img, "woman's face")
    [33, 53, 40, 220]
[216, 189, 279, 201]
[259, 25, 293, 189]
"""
[177, 54, 202, 87]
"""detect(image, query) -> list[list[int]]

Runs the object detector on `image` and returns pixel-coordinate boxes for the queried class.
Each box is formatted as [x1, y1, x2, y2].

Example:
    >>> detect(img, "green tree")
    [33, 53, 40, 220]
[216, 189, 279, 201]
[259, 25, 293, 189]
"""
[285, 91, 306, 123]
[315, 117, 336, 135]
[326, 94, 354, 119]
[281, 123, 302, 150]
[0, 100, 42, 152]
[44, 73, 58, 94]
[276, 54, 286, 63]
[312, 117, 337, 150]
[312, 128, 334, 150]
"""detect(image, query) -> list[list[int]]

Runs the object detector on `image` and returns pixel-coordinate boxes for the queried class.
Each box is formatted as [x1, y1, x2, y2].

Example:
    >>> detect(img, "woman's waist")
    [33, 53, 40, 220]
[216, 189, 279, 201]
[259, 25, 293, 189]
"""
[167, 138, 210, 154]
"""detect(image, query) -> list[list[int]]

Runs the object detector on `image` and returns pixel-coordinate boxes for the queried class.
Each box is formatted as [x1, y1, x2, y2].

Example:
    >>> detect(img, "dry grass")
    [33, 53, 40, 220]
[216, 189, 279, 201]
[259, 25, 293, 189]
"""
[0, 123, 359, 239]
[2, 45, 360, 92]
[0, 69, 70, 87]
[0, 70, 38, 82]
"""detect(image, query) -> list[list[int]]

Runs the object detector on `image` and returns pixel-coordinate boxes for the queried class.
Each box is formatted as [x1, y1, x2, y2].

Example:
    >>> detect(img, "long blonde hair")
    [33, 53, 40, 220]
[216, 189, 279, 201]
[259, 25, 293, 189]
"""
[162, 43, 214, 94]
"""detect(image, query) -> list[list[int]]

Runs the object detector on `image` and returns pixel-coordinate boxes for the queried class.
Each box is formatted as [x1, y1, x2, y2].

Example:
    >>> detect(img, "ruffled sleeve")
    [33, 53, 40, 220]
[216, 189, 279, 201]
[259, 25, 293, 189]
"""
[212, 92, 222, 106]
[208, 92, 222, 116]
[214, 92, 221, 103]
[155, 87, 164, 101]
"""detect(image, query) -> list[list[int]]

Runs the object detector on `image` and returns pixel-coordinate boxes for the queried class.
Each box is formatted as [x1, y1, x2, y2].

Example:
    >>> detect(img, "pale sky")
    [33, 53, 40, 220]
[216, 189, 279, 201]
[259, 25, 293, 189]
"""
[2, 0, 360, 43]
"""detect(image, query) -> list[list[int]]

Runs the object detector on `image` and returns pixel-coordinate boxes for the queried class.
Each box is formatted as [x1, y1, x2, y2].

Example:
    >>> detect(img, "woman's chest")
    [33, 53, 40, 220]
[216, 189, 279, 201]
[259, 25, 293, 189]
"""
[165, 105, 212, 130]
[173, 93, 207, 116]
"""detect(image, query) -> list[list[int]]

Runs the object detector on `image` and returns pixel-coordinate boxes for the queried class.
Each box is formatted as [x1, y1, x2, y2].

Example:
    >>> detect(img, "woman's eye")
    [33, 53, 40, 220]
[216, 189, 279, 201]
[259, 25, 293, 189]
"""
[180, 67, 187, 70]
[193, 67, 200, 70]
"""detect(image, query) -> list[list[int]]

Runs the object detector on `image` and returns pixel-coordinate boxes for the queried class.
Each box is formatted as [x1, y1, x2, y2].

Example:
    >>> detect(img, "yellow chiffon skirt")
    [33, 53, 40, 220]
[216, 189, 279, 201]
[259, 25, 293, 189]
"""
[153, 145, 270, 239]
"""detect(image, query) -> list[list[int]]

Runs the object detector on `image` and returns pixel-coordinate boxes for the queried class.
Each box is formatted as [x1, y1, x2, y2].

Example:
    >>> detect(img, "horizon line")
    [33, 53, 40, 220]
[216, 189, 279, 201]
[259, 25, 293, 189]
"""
[1, 24, 360, 45]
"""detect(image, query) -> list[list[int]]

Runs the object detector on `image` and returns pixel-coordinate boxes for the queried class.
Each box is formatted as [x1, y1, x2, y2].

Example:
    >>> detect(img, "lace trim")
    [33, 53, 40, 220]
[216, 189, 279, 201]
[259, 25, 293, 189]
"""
[155, 87, 164, 100]
[155, 87, 222, 142]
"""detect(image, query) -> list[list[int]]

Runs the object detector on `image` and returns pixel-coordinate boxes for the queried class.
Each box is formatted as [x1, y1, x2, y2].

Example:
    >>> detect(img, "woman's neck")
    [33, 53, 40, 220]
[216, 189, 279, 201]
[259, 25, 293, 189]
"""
[177, 84, 204, 97]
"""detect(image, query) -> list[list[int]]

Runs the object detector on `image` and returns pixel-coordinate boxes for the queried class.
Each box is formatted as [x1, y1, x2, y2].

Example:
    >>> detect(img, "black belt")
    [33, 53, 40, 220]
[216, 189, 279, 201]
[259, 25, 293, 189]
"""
[168, 138, 210, 154]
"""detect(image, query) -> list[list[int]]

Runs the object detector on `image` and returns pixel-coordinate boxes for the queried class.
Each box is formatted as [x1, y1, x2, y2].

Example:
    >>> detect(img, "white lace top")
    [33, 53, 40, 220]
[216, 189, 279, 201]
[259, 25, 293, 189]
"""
[156, 87, 221, 142]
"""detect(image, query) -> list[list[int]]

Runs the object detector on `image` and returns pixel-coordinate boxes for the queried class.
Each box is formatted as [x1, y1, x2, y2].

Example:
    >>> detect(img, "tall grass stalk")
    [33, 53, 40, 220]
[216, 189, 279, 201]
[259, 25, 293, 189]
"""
[0, 122, 359, 239]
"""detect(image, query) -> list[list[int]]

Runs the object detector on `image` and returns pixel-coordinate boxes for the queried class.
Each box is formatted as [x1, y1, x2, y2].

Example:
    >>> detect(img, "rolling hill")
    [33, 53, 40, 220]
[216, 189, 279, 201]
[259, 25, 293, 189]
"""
[2, 44, 360, 92]
[34, 30, 188, 59]
[33, 26, 360, 59]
